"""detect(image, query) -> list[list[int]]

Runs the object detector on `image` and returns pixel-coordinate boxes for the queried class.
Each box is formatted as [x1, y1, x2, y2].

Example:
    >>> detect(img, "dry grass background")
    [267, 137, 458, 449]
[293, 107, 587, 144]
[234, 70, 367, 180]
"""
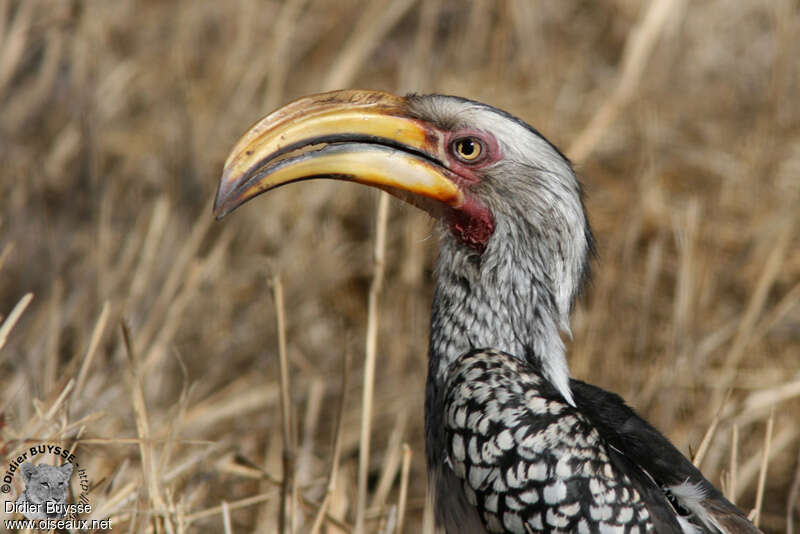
[0, 0, 799, 532]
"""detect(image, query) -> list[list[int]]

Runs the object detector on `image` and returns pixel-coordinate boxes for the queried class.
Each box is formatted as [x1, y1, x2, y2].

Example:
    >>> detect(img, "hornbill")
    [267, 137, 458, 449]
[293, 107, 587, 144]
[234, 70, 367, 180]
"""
[214, 90, 760, 533]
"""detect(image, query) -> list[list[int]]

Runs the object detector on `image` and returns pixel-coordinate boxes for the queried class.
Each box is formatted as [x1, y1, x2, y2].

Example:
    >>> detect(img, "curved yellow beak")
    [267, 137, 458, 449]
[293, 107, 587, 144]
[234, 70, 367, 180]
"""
[213, 90, 463, 219]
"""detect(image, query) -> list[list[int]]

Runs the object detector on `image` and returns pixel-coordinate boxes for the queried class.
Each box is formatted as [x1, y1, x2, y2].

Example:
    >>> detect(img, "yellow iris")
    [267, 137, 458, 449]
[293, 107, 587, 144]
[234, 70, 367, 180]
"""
[453, 138, 482, 161]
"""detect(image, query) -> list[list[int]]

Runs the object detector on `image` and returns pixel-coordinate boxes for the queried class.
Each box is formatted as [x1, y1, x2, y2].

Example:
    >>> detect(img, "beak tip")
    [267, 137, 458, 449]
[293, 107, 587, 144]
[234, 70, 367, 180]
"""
[213, 169, 239, 219]
[212, 192, 224, 219]
[212, 195, 234, 220]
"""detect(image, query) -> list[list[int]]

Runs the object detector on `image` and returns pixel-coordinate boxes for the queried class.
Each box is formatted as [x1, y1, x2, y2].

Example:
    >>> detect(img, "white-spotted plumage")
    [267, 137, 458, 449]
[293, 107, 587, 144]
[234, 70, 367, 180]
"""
[444, 350, 653, 533]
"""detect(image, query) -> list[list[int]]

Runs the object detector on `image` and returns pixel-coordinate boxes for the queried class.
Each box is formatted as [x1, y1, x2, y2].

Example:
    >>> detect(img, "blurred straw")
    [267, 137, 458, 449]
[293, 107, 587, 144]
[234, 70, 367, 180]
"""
[711, 216, 795, 413]
[0, 292, 33, 356]
[749, 408, 774, 527]
[399, 0, 441, 93]
[74, 300, 111, 398]
[272, 274, 297, 534]
[787, 449, 800, 534]
[568, 0, 684, 163]
[395, 444, 412, 534]
[692, 389, 730, 469]
[355, 192, 391, 534]
[0, 242, 14, 274]
[323, 0, 418, 90]
[222, 500, 233, 534]
[264, 0, 309, 111]
[310, 348, 350, 534]
[726, 424, 739, 503]
[0, 0, 34, 98]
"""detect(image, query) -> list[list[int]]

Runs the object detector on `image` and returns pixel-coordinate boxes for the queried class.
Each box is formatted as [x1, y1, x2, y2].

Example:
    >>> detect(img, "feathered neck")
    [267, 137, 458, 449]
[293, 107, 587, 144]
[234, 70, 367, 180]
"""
[428, 216, 580, 405]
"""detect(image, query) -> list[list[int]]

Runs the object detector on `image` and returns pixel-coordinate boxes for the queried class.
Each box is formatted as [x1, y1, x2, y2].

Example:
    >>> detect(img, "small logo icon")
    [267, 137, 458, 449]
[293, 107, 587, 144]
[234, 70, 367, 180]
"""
[3, 443, 110, 530]
[15, 462, 73, 520]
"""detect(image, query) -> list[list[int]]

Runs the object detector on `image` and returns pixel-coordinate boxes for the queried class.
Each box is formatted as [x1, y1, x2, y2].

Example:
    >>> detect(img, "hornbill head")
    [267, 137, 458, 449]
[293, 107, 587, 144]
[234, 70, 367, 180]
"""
[215, 90, 593, 399]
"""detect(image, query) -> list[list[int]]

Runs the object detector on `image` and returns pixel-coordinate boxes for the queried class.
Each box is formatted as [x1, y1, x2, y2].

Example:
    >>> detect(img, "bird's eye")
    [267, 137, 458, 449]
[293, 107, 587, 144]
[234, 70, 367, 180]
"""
[452, 137, 483, 162]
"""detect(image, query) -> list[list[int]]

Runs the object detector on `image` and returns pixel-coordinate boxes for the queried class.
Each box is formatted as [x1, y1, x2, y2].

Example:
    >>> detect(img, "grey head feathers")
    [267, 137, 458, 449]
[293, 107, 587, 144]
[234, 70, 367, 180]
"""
[408, 94, 594, 405]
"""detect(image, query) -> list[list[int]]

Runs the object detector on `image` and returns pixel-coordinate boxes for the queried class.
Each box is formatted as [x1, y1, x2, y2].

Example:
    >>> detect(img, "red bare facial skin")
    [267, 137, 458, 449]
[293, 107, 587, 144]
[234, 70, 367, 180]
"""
[448, 195, 495, 253]
[434, 128, 500, 252]
[407, 116, 503, 250]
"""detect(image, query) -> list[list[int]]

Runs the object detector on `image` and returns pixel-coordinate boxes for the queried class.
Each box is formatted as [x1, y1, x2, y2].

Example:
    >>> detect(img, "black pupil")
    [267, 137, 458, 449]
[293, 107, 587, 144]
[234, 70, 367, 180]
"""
[459, 139, 476, 156]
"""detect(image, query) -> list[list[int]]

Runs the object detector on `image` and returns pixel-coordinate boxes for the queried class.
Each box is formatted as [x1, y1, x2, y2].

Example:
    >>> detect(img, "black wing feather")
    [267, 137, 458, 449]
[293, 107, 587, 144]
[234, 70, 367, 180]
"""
[571, 379, 761, 534]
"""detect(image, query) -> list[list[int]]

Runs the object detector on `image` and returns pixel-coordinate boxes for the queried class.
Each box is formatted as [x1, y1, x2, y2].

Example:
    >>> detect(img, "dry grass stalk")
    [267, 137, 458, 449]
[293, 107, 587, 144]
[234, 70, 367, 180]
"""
[421, 490, 435, 534]
[692, 389, 730, 469]
[0, 242, 14, 275]
[272, 274, 297, 533]
[121, 321, 171, 531]
[568, 0, 684, 163]
[725, 423, 739, 504]
[671, 200, 700, 361]
[263, 0, 309, 111]
[786, 452, 800, 534]
[135, 203, 214, 356]
[399, 0, 441, 93]
[0, 0, 34, 97]
[221, 500, 233, 534]
[155, 353, 193, 500]
[323, 0, 418, 91]
[749, 408, 775, 527]
[73, 300, 111, 398]
[355, 192, 391, 534]
[183, 492, 276, 523]
[226, 454, 353, 533]
[129, 196, 170, 304]
[369, 410, 408, 511]
[787, 449, 800, 534]
[180, 378, 279, 432]
[395, 444, 413, 534]
[721, 217, 794, 373]
[44, 279, 63, 395]
[0, 291, 33, 354]
[42, 378, 74, 421]
[735, 426, 797, 504]
[297, 378, 326, 487]
[737, 377, 800, 428]
[310, 349, 350, 534]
